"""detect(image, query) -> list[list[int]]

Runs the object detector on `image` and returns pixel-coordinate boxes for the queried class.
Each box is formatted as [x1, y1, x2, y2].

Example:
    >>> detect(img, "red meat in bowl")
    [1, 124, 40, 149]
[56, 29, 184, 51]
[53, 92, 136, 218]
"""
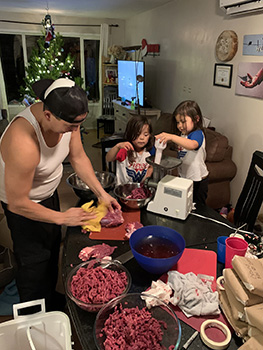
[66, 259, 131, 312]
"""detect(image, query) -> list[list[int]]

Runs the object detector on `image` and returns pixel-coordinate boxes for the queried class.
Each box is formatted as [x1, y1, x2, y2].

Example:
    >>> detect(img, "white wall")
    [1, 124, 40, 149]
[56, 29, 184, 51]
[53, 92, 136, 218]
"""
[125, 0, 263, 208]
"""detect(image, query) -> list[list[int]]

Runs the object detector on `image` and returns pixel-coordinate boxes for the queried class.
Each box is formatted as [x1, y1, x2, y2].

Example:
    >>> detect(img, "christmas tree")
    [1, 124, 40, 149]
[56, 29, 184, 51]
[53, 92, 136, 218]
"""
[21, 31, 82, 100]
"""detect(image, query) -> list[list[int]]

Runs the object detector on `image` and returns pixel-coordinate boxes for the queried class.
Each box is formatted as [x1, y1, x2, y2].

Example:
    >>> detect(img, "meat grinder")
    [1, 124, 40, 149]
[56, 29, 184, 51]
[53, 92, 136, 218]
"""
[145, 155, 194, 220]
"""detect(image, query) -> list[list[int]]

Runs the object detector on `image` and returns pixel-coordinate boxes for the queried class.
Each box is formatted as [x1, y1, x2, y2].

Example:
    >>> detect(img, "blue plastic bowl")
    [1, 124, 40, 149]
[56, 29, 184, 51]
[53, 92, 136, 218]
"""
[129, 225, 185, 275]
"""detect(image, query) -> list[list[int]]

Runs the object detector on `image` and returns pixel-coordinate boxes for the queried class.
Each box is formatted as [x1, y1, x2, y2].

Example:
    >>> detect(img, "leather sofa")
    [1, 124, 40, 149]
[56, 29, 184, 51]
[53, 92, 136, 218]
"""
[152, 113, 237, 209]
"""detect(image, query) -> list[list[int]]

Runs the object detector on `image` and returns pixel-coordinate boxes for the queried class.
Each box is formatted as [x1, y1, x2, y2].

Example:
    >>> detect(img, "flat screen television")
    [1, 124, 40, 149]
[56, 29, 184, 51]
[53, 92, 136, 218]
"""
[117, 60, 145, 107]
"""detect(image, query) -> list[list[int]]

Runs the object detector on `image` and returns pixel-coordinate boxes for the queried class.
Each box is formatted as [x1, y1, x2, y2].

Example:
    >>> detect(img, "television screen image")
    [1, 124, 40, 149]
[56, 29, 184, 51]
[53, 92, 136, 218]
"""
[118, 60, 145, 106]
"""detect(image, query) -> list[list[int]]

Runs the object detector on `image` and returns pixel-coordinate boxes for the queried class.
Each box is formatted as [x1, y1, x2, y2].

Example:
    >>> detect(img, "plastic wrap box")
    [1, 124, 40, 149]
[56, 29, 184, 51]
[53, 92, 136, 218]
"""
[0, 299, 73, 350]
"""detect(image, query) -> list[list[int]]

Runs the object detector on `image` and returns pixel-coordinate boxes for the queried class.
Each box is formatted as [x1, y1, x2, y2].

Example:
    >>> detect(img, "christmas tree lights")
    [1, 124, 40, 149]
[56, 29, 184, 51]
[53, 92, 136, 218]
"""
[20, 31, 81, 100]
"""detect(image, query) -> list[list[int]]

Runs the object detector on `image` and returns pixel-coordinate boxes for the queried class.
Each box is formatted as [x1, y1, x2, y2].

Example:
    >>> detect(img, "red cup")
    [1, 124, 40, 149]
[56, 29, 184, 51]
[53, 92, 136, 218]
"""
[225, 237, 248, 268]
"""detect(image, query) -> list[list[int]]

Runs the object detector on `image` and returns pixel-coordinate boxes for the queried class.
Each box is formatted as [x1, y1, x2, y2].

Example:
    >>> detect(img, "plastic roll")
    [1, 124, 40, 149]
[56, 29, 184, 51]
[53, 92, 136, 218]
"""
[200, 320, 231, 350]
[154, 149, 163, 164]
[154, 139, 166, 164]
[216, 276, 225, 291]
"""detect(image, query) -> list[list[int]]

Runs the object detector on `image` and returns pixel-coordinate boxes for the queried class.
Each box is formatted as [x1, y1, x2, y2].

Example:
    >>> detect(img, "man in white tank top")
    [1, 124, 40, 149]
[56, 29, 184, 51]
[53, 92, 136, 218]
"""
[0, 78, 120, 312]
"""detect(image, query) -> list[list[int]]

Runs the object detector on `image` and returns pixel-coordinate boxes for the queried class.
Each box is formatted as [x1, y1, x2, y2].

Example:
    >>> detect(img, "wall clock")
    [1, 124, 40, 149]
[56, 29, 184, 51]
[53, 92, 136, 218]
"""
[215, 30, 238, 62]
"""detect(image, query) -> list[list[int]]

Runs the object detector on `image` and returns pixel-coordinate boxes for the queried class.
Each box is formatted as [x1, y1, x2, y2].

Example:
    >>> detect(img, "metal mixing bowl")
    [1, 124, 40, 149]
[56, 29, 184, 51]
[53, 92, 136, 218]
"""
[66, 172, 116, 201]
[114, 183, 155, 210]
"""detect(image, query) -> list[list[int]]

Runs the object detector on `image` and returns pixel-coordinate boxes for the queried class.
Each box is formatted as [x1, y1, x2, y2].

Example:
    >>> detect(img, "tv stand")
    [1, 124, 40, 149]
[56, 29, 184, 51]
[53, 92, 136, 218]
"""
[113, 100, 161, 134]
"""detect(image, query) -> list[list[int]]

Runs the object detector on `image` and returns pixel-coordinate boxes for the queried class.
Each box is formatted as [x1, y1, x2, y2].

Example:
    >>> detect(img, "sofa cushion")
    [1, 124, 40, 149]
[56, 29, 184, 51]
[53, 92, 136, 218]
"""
[153, 113, 174, 135]
[207, 158, 237, 182]
[204, 128, 229, 162]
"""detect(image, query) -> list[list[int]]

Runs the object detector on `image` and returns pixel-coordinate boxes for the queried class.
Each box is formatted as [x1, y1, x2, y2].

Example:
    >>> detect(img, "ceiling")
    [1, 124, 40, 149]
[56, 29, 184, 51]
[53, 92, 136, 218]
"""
[0, 0, 173, 20]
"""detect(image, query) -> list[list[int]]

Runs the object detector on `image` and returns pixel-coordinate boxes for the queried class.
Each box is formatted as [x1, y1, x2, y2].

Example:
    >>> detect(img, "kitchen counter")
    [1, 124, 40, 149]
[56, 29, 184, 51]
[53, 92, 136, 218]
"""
[62, 205, 243, 350]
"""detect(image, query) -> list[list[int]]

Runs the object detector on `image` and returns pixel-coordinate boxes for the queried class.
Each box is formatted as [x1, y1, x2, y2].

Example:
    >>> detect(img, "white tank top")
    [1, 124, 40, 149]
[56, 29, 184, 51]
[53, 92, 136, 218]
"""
[178, 130, 208, 181]
[0, 106, 71, 203]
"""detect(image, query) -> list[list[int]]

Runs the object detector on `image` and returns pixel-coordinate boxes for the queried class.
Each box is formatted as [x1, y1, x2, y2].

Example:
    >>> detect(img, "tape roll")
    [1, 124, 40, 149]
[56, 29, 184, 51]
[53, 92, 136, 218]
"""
[229, 233, 244, 239]
[200, 320, 231, 349]
[216, 276, 225, 291]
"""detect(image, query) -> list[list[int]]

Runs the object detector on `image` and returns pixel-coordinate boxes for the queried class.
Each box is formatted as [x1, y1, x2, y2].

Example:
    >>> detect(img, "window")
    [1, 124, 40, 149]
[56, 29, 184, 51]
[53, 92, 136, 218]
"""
[84, 39, 100, 101]
[62, 37, 100, 101]
[62, 37, 81, 79]
[26, 35, 40, 60]
[0, 32, 100, 104]
[0, 34, 25, 103]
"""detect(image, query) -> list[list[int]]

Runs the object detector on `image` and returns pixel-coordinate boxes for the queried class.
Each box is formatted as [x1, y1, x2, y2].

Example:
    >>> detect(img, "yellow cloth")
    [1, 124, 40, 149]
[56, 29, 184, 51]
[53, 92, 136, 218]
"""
[81, 200, 108, 232]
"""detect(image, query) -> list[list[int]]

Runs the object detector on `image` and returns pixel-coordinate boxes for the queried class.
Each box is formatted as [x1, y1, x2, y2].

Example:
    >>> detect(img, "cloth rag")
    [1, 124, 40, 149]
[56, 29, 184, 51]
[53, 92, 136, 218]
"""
[143, 280, 173, 307]
[81, 200, 108, 232]
[167, 271, 220, 317]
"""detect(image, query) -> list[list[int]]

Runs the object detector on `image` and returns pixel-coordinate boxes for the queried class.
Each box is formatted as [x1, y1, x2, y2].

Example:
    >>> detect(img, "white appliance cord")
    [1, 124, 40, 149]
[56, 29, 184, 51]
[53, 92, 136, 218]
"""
[190, 212, 254, 235]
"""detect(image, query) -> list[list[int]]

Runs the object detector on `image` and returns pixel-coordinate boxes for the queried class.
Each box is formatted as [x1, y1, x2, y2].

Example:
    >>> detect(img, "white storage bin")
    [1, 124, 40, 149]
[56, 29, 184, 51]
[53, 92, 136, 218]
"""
[0, 299, 73, 350]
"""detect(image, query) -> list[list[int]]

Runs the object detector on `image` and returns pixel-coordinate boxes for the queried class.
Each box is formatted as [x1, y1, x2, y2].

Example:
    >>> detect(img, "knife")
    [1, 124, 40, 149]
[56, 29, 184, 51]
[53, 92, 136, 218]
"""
[114, 250, 134, 265]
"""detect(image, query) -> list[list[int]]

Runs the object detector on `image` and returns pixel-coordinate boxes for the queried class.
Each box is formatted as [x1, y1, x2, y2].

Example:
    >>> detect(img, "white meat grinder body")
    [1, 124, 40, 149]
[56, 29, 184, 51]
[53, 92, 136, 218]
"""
[147, 174, 193, 220]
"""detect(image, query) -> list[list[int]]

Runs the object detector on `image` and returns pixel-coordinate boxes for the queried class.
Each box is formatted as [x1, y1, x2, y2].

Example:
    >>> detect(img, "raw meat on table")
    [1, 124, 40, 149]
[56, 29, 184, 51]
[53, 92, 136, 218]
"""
[82, 208, 124, 233]
[71, 264, 128, 304]
[101, 304, 173, 350]
[126, 185, 151, 199]
[125, 222, 143, 239]
[101, 209, 124, 227]
[79, 243, 117, 261]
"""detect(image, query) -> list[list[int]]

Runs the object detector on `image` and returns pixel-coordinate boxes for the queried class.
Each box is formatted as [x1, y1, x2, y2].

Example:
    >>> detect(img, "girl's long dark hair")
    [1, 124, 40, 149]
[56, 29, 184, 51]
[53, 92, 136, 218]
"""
[172, 100, 204, 135]
[124, 114, 154, 163]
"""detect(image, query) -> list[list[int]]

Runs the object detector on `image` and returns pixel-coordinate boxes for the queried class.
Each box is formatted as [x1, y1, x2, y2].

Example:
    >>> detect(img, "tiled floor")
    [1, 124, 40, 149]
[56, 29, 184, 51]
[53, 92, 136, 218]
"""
[0, 129, 106, 350]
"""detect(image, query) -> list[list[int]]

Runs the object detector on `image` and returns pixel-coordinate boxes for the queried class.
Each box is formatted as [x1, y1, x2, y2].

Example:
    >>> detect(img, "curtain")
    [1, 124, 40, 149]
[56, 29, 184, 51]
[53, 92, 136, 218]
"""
[99, 23, 109, 112]
[100, 23, 109, 59]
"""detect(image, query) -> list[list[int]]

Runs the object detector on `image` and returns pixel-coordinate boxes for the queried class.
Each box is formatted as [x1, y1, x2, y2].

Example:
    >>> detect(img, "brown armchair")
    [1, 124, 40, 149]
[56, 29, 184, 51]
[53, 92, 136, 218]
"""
[204, 128, 237, 209]
[152, 113, 237, 209]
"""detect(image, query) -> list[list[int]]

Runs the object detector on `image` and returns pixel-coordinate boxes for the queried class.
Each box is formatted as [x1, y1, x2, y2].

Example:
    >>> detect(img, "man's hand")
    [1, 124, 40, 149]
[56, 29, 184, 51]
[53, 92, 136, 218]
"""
[98, 192, 121, 212]
[60, 207, 97, 226]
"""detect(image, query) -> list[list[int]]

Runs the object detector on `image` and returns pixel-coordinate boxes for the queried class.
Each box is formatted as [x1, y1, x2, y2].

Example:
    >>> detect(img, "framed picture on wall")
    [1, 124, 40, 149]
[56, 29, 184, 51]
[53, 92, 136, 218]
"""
[235, 62, 263, 99]
[213, 63, 233, 88]
[105, 68, 117, 83]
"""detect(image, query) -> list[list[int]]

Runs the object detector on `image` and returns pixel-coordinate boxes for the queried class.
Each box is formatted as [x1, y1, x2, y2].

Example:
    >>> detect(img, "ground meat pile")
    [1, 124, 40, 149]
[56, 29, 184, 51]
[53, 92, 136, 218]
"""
[71, 264, 128, 304]
[126, 185, 151, 199]
[100, 304, 172, 350]
[101, 209, 124, 227]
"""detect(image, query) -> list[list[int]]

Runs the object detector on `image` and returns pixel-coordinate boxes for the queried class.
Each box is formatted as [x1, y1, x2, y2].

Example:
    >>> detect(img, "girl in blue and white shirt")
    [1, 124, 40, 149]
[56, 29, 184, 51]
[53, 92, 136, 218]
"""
[156, 100, 209, 206]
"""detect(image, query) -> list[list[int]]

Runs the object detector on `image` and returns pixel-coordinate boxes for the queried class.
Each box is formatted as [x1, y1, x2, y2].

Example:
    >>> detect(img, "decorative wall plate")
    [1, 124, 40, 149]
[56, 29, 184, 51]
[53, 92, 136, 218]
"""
[216, 30, 238, 62]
